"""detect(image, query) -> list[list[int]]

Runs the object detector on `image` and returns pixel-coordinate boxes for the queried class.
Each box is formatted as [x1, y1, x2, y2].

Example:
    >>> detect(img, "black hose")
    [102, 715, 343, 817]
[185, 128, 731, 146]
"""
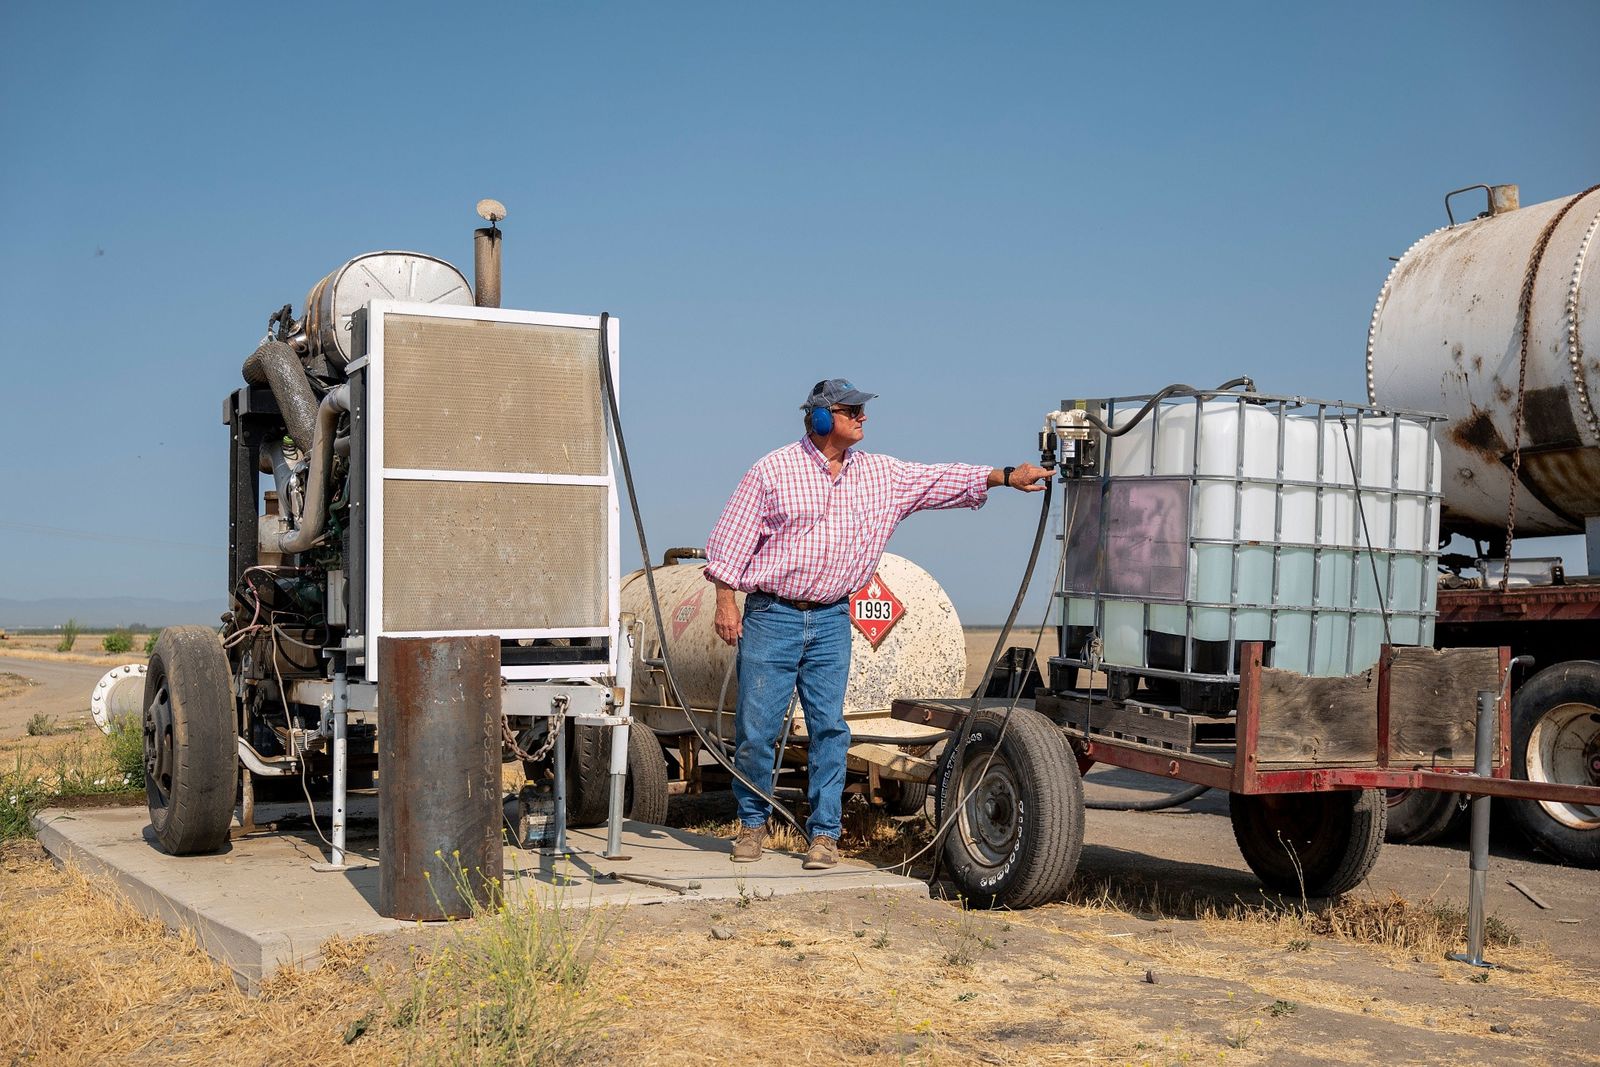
[595, 313, 807, 833]
[1077, 376, 1257, 438]
[1085, 783, 1210, 811]
[925, 475, 1056, 885]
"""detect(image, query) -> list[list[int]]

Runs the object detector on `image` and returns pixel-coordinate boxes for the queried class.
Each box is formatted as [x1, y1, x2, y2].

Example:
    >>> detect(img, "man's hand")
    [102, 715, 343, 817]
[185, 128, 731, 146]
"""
[990, 463, 1054, 493]
[712, 583, 742, 646]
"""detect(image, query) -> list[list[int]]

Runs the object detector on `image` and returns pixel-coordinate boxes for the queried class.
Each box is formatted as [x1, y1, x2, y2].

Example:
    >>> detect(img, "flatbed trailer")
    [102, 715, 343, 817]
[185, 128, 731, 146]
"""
[891, 641, 1600, 908]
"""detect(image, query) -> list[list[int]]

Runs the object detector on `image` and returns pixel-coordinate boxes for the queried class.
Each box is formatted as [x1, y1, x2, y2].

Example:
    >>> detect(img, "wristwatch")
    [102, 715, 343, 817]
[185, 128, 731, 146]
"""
[1003, 466, 1015, 488]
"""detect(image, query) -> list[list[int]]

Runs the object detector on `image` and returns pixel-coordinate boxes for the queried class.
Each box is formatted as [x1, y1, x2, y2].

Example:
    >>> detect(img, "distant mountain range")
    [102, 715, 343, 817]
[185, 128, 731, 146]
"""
[0, 596, 226, 629]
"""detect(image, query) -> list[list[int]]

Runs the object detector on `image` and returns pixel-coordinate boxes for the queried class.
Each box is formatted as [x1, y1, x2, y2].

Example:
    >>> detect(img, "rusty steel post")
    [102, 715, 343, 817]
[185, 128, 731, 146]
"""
[378, 636, 503, 920]
[1449, 688, 1499, 969]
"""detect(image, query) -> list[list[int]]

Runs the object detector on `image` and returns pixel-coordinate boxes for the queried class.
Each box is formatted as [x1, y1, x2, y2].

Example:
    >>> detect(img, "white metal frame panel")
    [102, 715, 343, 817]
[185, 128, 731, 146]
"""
[363, 300, 622, 681]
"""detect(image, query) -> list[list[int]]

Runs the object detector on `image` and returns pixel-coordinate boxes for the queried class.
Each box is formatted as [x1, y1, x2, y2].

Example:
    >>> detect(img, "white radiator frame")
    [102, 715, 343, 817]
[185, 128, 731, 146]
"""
[358, 300, 622, 681]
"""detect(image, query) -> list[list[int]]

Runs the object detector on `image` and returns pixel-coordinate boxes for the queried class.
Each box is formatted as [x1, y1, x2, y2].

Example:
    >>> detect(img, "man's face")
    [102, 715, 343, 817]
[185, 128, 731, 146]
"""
[829, 404, 867, 444]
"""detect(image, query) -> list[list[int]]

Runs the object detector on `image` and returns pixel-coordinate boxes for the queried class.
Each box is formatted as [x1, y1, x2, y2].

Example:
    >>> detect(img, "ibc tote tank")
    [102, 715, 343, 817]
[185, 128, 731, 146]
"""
[1367, 185, 1600, 540]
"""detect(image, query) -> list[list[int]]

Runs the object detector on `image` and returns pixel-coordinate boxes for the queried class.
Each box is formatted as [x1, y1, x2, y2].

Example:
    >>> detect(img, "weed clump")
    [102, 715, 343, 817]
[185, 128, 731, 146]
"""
[55, 619, 79, 653]
[0, 730, 145, 841]
[102, 631, 133, 654]
[389, 867, 610, 1063]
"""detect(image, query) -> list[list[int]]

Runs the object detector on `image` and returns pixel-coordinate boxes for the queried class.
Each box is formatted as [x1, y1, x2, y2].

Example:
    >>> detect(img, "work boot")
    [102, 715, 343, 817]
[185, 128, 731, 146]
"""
[731, 823, 767, 862]
[803, 835, 838, 870]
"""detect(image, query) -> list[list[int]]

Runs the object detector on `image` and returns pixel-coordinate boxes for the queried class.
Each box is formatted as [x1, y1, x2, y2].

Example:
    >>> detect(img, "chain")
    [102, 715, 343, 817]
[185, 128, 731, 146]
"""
[1501, 184, 1600, 590]
[502, 715, 560, 765]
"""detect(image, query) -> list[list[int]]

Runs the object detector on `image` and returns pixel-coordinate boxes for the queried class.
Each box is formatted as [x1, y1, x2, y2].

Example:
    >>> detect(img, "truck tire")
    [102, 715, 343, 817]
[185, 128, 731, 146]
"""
[935, 708, 1084, 909]
[1384, 788, 1461, 845]
[567, 723, 670, 828]
[1506, 661, 1600, 868]
[142, 627, 237, 855]
[1230, 788, 1386, 897]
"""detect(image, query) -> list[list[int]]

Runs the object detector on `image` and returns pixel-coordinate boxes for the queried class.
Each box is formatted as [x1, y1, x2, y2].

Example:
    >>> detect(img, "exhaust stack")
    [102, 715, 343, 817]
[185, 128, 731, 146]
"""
[474, 198, 506, 308]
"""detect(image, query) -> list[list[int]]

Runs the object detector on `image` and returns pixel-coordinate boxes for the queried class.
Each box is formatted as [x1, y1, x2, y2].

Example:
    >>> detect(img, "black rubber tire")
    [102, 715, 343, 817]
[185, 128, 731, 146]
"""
[566, 723, 671, 828]
[1230, 789, 1386, 897]
[142, 626, 237, 855]
[1505, 661, 1600, 868]
[624, 724, 670, 826]
[1384, 787, 1462, 845]
[886, 780, 930, 816]
[935, 708, 1084, 909]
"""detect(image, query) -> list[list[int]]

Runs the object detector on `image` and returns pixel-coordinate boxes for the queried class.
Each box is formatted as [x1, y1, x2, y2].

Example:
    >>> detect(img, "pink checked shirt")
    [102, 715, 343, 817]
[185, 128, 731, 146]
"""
[704, 437, 991, 603]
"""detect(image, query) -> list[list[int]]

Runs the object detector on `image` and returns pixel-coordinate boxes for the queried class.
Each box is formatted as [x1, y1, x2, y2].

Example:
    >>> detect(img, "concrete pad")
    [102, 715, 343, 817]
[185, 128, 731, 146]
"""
[32, 799, 926, 991]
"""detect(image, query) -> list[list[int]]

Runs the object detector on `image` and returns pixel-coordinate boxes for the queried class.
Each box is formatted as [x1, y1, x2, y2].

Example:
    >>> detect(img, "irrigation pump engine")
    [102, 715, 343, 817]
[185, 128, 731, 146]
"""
[141, 203, 651, 867]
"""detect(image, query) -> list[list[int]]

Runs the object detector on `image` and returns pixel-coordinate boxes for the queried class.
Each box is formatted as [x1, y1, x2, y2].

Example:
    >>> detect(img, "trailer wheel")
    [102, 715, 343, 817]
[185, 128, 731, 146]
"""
[1230, 788, 1386, 897]
[935, 708, 1083, 909]
[567, 723, 670, 827]
[1506, 661, 1600, 868]
[886, 780, 930, 816]
[142, 627, 237, 855]
[1384, 788, 1461, 845]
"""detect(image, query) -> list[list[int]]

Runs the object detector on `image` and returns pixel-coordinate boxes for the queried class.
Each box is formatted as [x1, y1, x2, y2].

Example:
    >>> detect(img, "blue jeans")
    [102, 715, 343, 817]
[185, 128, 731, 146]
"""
[732, 593, 853, 840]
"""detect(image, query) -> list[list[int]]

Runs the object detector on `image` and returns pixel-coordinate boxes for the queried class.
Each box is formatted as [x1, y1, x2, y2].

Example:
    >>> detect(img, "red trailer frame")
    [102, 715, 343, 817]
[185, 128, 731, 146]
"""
[892, 641, 1600, 808]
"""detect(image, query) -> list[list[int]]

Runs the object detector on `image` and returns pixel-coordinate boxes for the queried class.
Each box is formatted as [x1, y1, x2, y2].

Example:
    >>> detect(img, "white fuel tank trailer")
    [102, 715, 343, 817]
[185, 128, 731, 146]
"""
[619, 551, 966, 810]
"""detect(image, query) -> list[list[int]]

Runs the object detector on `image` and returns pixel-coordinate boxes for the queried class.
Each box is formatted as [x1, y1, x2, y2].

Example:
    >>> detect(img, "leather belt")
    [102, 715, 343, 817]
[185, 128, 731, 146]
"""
[766, 593, 844, 611]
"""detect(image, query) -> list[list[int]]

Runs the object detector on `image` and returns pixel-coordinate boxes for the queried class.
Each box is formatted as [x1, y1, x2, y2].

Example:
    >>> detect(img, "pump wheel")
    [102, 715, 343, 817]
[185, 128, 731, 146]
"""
[1505, 661, 1600, 868]
[1230, 788, 1386, 897]
[936, 708, 1084, 909]
[567, 723, 670, 827]
[1384, 787, 1461, 845]
[142, 627, 237, 855]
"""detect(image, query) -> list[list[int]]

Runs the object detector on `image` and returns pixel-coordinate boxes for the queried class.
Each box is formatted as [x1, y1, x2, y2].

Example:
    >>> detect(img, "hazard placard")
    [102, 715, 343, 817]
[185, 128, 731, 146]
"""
[671, 585, 706, 639]
[849, 571, 904, 648]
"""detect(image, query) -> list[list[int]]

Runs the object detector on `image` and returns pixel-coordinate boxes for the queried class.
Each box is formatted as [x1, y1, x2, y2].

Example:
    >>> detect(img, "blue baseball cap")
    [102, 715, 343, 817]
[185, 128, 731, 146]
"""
[801, 378, 878, 412]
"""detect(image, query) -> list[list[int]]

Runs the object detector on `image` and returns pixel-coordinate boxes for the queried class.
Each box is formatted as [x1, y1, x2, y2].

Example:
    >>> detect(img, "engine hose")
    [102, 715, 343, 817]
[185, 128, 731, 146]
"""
[1085, 783, 1210, 812]
[595, 313, 808, 833]
[242, 339, 320, 452]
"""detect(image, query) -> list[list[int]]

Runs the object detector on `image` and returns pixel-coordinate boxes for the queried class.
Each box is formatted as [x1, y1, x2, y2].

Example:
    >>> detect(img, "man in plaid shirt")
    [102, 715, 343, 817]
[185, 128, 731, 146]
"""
[705, 378, 1052, 868]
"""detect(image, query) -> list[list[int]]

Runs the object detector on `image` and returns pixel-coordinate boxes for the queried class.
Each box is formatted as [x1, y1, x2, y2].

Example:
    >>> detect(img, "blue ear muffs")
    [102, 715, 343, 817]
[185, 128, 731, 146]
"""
[809, 406, 833, 436]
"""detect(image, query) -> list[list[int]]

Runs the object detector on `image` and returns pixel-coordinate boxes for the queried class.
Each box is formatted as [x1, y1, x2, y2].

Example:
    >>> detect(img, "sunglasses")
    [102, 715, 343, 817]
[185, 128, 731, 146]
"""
[830, 405, 866, 420]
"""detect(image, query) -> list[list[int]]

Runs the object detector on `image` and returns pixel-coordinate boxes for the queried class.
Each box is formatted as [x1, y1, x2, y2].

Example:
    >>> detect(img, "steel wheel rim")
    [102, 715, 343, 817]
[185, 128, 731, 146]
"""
[1528, 701, 1600, 830]
[957, 749, 1022, 870]
[144, 682, 174, 810]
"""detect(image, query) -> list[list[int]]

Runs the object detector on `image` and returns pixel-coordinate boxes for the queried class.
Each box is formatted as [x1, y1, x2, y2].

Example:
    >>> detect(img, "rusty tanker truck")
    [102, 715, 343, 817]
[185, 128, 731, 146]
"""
[1368, 182, 1600, 867]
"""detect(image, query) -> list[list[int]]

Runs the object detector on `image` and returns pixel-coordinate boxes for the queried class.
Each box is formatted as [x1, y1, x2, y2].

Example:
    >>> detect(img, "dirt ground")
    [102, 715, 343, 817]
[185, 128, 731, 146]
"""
[3, 628, 1598, 1064]
[0, 653, 122, 740]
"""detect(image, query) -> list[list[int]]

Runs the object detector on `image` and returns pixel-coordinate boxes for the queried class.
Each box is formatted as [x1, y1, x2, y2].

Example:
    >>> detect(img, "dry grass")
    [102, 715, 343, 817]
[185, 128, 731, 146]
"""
[5, 831, 1597, 1066]
[0, 630, 154, 665]
[0, 841, 381, 1066]
[0, 843, 612, 1066]
[0, 671, 40, 700]
[684, 796, 937, 871]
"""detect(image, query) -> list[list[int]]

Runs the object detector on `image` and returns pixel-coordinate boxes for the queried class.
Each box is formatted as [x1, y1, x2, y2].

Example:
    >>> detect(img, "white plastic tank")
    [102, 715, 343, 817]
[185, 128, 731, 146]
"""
[1368, 186, 1600, 539]
[1062, 393, 1441, 677]
[620, 551, 968, 721]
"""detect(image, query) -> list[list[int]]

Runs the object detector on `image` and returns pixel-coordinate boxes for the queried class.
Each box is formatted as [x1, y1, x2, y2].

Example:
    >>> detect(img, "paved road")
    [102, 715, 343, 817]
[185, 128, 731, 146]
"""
[1082, 765, 1600, 970]
[0, 656, 112, 739]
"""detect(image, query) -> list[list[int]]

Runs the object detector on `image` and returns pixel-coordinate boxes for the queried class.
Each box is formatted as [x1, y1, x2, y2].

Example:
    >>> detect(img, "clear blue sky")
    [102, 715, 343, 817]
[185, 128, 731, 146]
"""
[2, 1, 1596, 622]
